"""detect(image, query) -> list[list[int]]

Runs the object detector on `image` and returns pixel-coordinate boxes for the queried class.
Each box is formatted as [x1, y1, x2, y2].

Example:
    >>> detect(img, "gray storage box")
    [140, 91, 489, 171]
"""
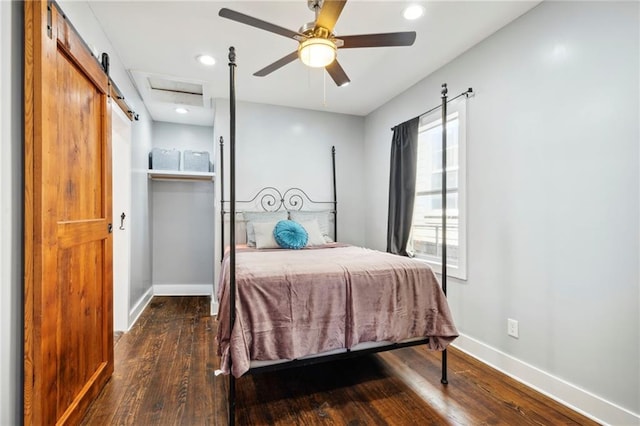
[183, 150, 211, 172]
[151, 148, 180, 170]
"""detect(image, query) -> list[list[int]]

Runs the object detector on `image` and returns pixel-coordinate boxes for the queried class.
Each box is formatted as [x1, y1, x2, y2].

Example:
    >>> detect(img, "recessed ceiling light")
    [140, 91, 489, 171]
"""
[196, 54, 216, 66]
[403, 4, 425, 20]
[175, 107, 189, 114]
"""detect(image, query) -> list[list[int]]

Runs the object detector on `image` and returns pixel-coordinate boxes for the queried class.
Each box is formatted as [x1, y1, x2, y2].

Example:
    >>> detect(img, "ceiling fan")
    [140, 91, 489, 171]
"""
[219, 0, 416, 87]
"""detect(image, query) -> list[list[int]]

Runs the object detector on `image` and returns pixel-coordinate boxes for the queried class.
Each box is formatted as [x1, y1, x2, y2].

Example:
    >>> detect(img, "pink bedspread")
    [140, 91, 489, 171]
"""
[216, 244, 458, 377]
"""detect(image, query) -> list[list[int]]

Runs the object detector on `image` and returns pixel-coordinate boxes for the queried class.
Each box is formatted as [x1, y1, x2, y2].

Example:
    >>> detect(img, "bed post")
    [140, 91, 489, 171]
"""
[219, 136, 225, 261]
[228, 46, 237, 425]
[440, 83, 449, 385]
[331, 146, 337, 241]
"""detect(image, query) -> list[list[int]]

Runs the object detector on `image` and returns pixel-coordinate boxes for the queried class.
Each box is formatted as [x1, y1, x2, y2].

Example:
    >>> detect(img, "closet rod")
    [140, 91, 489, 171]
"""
[390, 87, 473, 131]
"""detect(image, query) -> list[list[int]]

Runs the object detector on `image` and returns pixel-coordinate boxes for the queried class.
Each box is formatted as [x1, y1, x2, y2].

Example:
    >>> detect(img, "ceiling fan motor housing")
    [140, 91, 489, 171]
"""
[299, 21, 316, 36]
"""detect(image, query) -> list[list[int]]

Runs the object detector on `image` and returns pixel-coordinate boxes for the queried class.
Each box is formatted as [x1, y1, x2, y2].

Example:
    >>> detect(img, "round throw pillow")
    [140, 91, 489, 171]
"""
[274, 220, 308, 249]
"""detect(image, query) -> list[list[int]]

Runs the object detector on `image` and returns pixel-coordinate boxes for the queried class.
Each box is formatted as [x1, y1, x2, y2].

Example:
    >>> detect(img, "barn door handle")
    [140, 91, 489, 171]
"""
[119, 212, 126, 230]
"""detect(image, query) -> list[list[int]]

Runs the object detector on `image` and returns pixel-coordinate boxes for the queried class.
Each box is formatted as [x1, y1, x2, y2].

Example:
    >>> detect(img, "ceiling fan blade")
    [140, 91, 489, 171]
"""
[326, 60, 350, 87]
[340, 32, 416, 49]
[315, 0, 347, 33]
[219, 8, 304, 40]
[254, 51, 299, 77]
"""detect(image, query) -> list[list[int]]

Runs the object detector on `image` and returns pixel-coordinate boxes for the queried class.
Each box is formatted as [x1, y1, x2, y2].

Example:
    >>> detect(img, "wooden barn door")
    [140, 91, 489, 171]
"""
[24, 2, 114, 424]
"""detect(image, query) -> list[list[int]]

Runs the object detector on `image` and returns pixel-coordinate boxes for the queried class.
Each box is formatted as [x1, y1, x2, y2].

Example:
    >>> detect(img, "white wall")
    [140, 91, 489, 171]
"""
[0, 2, 23, 423]
[151, 122, 215, 293]
[364, 1, 639, 423]
[214, 99, 366, 247]
[59, 1, 154, 325]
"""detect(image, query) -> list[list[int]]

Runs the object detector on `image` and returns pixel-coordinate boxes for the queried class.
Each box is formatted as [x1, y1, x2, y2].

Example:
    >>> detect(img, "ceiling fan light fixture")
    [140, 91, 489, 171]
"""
[298, 38, 337, 68]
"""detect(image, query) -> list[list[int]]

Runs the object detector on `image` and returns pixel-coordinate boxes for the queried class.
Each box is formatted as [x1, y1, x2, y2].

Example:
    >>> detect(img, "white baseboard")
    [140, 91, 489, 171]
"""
[153, 284, 217, 316]
[152, 283, 213, 296]
[125, 285, 217, 332]
[453, 334, 640, 426]
[127, 287, 153, 331]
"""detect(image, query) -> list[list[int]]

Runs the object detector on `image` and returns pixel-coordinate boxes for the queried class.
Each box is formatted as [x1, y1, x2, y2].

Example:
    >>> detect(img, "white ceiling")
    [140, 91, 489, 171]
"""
[88, 1, 540, 126]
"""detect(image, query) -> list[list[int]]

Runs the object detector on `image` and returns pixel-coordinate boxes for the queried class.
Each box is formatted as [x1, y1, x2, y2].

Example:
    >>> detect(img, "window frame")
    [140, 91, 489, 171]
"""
[410, 98, 467, 280]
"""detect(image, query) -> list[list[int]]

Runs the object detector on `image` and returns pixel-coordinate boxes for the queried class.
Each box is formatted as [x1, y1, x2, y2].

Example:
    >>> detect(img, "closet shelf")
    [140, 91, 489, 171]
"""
[147, 170, 215, 181]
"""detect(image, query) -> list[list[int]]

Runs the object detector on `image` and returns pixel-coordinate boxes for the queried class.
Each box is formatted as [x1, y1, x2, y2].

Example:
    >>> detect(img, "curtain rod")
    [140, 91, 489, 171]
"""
[391, 87, 473, 131]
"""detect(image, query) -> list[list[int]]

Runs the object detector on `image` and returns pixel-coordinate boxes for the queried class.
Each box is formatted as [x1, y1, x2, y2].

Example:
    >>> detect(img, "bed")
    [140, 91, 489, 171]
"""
[217, 238, 458, 378]
[217, 46, 459, 424]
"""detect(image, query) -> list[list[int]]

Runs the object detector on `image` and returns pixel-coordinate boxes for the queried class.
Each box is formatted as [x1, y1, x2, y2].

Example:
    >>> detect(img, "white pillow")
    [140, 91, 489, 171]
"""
[288, 210, 334, 242]
[296, 220, 326, 246]
[243, 211, 288, 247]
[252, 221, 280, 249]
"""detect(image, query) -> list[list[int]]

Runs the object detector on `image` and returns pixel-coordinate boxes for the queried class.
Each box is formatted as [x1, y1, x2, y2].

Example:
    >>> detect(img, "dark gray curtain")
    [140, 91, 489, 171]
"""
[387, 117, 419, 256]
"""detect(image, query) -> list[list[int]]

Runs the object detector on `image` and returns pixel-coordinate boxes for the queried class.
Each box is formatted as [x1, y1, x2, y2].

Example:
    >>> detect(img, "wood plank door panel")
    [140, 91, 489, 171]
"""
[25, 2, 114, 424]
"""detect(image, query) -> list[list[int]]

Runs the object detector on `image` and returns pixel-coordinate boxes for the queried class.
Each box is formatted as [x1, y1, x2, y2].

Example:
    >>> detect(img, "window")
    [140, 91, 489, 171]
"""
[409, 99, 467, 279]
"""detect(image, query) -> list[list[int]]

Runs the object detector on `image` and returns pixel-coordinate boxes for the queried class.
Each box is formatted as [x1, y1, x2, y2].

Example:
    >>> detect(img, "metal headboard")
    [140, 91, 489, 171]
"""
[218, 142, 337, 255]
[222, 186, 336, 212]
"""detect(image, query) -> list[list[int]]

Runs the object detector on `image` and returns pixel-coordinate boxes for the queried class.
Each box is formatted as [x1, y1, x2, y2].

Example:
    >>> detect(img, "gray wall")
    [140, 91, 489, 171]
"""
[214, 99, 366, 247]
[58, 1, 154, 318]
[364, 1, 639, 417]
[151, 122, 215, 288]
[0, 2, 23, 424]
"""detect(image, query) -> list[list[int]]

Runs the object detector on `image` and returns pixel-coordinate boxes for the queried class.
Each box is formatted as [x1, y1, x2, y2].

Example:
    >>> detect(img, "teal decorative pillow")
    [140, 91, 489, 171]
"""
[289, 210, 334, 242]
[274, 220, 308, 249]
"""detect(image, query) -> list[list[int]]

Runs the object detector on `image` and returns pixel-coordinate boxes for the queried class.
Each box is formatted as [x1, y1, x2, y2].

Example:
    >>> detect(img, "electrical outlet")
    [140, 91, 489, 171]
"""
[507, 319, 519, 338]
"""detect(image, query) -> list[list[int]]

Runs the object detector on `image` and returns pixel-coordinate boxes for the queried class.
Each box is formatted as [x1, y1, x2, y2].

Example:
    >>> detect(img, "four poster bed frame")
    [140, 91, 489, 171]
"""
[220, 46, 466, 425]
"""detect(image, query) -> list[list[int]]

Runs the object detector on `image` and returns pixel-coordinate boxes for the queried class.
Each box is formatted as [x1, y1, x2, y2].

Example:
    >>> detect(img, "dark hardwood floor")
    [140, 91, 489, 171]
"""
[81, 296, 599, 425]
